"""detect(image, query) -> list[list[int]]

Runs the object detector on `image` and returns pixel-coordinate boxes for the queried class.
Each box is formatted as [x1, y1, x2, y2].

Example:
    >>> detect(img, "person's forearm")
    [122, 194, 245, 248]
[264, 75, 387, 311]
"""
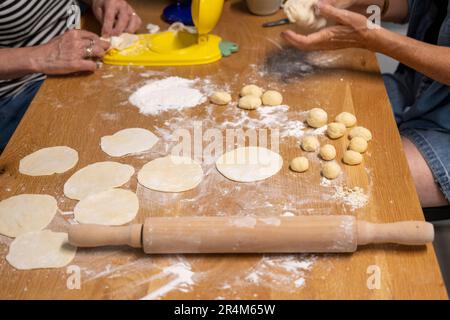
[350, 0, 409, 23]
[0, 47, 40, 80]
[370, 28, 450, 85]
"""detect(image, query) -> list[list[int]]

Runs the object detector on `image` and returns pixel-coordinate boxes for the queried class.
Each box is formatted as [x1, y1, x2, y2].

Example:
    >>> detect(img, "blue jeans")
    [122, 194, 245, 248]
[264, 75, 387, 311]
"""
[0, 80, 43, 152]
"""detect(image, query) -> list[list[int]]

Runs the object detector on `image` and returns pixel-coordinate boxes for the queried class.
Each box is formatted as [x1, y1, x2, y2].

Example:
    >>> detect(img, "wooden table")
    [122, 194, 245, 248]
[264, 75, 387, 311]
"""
[0, 0, 447, 299]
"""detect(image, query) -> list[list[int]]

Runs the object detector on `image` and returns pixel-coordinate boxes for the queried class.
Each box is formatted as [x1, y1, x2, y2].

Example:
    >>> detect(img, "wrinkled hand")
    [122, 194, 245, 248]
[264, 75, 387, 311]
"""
[33, 29, 110, 75]
[281, 3, 380, 51]
[318, 0, 355, 9]
[91, 0, 142, 37]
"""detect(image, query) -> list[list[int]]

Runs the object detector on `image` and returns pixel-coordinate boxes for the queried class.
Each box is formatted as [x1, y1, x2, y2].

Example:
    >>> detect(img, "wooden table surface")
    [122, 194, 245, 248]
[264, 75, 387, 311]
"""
[0, 0, 447, 299]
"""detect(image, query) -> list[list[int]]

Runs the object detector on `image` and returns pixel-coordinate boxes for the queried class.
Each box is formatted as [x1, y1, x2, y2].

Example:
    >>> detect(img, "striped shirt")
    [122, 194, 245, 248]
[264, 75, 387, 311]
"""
[0, 0, 80, 99]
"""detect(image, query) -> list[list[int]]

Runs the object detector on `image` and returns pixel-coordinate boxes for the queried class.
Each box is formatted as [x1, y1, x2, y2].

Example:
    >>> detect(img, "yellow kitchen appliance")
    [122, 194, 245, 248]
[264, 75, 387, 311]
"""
[103, 0, 224, 66]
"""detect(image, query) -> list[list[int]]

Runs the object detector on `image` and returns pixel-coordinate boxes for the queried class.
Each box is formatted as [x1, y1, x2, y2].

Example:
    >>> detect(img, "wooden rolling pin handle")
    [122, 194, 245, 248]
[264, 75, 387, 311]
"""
[68, 224, 143, 248]
[357, 221, 434, 246]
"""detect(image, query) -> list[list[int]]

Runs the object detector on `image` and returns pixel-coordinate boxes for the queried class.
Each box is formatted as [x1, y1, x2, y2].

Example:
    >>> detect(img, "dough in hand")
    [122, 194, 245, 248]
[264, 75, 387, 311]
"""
[335, 112, 357, 128]
[290, 157, 309, 173]
[0, 194, 57, 238]
[262, 90, 283, 106]
[327, 122, 347, 139]
[349, 126, 372, 141]
[238, 95, 262, 110]
[349, 137, 368, 153]
[240, 84, 263, 97]
[74, 189, 139, 225]
[343, 150, 363, 165]
[284, 0, 328, 31]
[306, 108, 328, 128]
[301, 136, 320, 152]
[108, 33, 139, 50]
[210, 91, 232, 105]
[320, 144, 336, 161]
[138, 156, 203, 192]
[322, 161, 341, 180]
[19, 146, 78, 176]
[6, 230, 76, 270]
[101, 128, 158, 157]
[64, 161, 135, 200]
[216, 146, 283, 182]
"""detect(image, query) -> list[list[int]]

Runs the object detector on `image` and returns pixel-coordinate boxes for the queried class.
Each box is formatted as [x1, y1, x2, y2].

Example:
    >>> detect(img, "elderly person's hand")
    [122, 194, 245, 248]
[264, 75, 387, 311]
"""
[91, 0, 142, 37]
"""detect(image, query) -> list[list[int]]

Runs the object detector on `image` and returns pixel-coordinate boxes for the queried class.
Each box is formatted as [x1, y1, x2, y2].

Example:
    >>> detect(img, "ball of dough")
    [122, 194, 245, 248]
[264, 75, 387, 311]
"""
[335, 112, 357, 127]
[301, 136, 320, 152]
[284, 0, 328, 31]
[327, 122, 347, 139]
[320, 144, 336, 161]
[290, 157, 309, 173]
[322, 162, 341, 180]
[306, 108, 328, 128]
[262, 90, 283, 106]
[349, 137, 368, 153]
[240, 84, 263, 97]
[238, 95, 262, 110]
[343, 150, 363, 165]
[349, 126, 372, 141]
[210, 91, 232, 105]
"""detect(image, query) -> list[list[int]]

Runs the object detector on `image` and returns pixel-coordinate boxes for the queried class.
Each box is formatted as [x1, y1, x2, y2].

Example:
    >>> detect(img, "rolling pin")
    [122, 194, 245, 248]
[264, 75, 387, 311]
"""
[68, 215, 434, 254]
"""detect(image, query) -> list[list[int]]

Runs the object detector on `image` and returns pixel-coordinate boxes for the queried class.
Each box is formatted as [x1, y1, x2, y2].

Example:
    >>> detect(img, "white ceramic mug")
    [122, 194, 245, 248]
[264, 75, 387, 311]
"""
[246, 0, 283, 16]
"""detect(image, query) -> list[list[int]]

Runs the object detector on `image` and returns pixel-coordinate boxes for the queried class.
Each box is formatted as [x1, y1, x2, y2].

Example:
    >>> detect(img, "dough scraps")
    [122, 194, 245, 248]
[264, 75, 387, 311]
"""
[19, 146, 78, 176]
[100, 128, 159, 157]
[109, 33, 139, 50]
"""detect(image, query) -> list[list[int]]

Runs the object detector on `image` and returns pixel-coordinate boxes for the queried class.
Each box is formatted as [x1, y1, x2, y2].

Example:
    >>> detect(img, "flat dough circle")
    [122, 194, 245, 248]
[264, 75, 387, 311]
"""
[216, 146, 283, 183]
[6, 230, 76, 270]
[19, 146, 78, 176]
[74, 189, 139, 225]
[138, 156, 203, 192]
[0, 194, 57, 238]
[64, 161, 135, 200]
[100, 128, 158, 157]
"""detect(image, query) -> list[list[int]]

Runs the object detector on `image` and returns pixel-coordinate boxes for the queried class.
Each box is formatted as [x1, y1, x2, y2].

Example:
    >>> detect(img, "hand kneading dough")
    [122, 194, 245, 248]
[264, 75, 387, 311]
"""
[74, 189, 139, 225]
[320, 144, 336, 161]
[284, 0, 328, 31]
[210, 91, 232, 105]
[335, 112, 357, 127]
[238, 95, 262, 110]
[349, 137, 368, 153]
[306, 108, 328, 128]
[0, 194, 57, 238]
[216, 146, 283, 182]
[343, 150, 363, 165]
[240, 84, 263, 97]
[64, 161, 135, 200]
[327, 122, 347, 139]
[262, 90, 283, 106]
[101, 128, 158, 157]
[349, 126, 372, 141]
[322, 162, 341, 180]
[138, 156, 203, 192]
[290, 157, 309, 173]
[19, 146, 78, 176]
[6, 230, 76, 270]
[301, 136, 320, 152]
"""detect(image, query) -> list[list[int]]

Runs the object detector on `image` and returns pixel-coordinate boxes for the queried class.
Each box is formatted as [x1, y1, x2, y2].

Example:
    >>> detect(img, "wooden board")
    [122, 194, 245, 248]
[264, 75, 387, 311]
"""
[0, 0, 447, 299]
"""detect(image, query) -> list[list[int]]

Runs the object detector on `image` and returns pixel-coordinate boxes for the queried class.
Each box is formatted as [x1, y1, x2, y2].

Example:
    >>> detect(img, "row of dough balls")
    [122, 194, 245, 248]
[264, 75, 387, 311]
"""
[291, 108, 373, 179]
[210, 84, 283, 110]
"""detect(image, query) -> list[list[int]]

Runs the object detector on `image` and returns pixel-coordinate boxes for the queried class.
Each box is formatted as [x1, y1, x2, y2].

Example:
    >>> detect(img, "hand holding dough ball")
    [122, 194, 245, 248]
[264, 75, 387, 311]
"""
[240, 84, 263, 97]
[343, 150, 363, 165]
[320, 144, 336, 161]
[327, 122, 347, 139]
[238, 95, 262, 110]
[301, 136, 320, 152]
[210, 91, 232, 105]
[335, 112, 357, 127]
[322, 161, 341, 180]
[349, 137, 368, 153]
[262, 90, 283, 106]
[307, 108, 328, 128]
[290, 157, 309, 173]
[349, 126, 372, 141]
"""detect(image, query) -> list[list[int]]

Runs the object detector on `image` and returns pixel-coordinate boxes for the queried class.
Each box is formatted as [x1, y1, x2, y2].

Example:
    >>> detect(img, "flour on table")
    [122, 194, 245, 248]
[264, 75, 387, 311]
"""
[101, 128, 159, 157]
[19, 146, 78, 176]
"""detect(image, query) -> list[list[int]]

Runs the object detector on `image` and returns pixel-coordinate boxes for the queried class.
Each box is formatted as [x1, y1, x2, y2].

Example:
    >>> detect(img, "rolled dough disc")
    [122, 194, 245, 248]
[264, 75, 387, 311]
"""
[19, 146, 78, 176]
[101, 128, 158, 157]
[0, 194, 57, 238]
[6, 230, 76, 270]
[216, 146, 283, 182]
[74, 189, 139, 225]
[138, 156, 203, 192]
[64, 161, 135, 200]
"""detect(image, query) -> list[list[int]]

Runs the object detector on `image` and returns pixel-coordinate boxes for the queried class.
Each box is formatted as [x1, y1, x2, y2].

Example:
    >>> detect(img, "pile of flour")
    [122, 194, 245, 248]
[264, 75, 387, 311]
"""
[129, 77, 206, 115]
